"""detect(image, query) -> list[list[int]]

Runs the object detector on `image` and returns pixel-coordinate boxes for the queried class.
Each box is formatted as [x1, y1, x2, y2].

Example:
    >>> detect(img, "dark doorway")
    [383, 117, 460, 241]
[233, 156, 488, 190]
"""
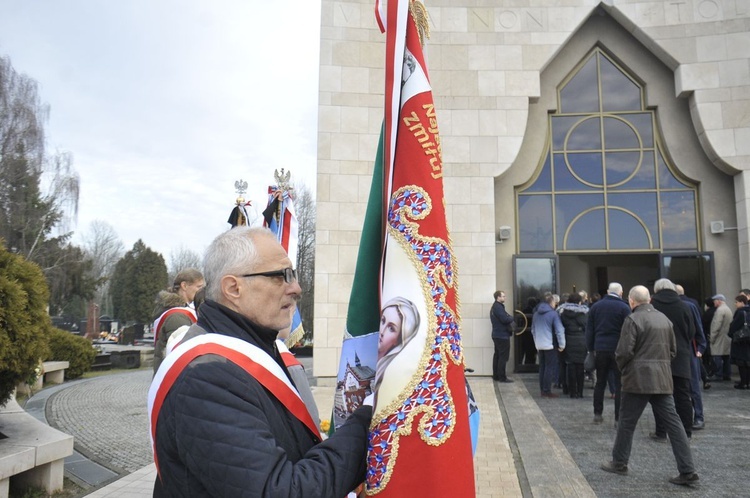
[512, 253, 665, 374]
[558, 253, 661, 299]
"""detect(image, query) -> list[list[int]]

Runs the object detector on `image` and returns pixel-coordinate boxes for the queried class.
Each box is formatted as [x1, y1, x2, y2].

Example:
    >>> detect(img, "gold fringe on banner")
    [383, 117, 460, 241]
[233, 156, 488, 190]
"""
[284, 327, 305, 350]
[409, 0, 430, 47]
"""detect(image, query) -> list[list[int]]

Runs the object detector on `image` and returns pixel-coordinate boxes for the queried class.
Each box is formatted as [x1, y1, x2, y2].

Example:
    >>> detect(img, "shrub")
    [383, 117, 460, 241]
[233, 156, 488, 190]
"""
[46, 328, 96, 379]
[0, 245, 52, 407]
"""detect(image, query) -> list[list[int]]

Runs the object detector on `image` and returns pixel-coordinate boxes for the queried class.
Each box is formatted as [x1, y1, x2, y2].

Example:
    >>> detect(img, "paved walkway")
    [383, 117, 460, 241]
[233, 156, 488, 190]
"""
[30, 363, 749, 497]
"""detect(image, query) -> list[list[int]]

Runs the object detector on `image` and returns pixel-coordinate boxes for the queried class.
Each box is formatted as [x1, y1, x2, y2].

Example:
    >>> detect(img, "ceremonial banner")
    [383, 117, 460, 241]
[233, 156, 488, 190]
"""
[263, 179, 304, 348]
[337, 0, 475, 494]
[227, 179, 253, 227]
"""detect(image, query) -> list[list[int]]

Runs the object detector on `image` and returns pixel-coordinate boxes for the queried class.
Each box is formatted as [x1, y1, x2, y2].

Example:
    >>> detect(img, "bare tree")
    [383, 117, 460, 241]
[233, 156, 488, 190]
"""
[168, 245, 202, 283]
[0, 56, 80, 262]
[81, 220, 124, 316]
[0, 54, 86, 317]
[293, 181, 315, 343]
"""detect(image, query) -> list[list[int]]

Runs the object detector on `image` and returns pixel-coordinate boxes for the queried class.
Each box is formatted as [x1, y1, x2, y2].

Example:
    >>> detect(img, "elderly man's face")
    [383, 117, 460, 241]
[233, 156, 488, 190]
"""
[237, 235, 301, 332]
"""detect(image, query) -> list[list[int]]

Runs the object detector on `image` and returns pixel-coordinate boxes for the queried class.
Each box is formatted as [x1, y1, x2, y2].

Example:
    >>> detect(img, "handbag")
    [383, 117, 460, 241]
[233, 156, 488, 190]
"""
[584, 351, 595, 371]
[734, 311, 750, 344]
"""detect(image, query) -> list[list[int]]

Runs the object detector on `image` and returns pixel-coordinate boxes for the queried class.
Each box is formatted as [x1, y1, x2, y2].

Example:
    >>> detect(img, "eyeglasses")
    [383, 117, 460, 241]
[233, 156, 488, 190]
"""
[240, 267, 297, 284]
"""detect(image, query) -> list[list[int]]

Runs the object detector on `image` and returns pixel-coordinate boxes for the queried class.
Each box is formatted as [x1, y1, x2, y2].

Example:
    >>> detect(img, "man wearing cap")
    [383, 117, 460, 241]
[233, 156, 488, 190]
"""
[710, 294, 733, 382]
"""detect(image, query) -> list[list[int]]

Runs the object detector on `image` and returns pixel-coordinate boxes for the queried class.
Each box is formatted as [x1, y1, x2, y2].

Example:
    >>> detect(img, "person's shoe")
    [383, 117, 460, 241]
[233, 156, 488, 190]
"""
[593, 414, 603, 424]
[498, 378, 514, 383]
[601, 461, 628, 476]
[703, 381, 711, 390]
[733, 383, 748, 389]
[649, 432, 667, 442]
[669, 472, 699, 486]
[692, 420, 705, 430]
[541, 392, 559, 398]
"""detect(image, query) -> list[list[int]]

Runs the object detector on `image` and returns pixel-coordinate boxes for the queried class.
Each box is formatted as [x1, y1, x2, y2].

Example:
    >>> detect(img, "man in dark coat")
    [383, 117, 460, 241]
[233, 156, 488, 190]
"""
[650, 278, 696, 440]
[601, 285, 698, 486]
[675, 284, 708, 430]
[149, 227, 371, 497]
[586, 282, 631, 424]
[490, 290, 515, 382]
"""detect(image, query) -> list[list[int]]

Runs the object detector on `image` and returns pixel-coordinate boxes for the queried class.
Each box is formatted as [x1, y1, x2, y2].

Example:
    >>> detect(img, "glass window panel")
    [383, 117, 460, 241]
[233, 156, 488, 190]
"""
[564, 209, 606, 250]
[608, 209, 652, 249]
[518, 195, 554, 252]
[600, 54, 641, 112]
[566, 117, 601, 150]
[660, 191, 698, 250]
[515, 257, 557, 304]
[551, 116, 578, 151]
[657, 150, 689, 189]
[560, 55, 599, 113]
[610, 151, 656, 190]
[605, 151, 642, 186]
[562, 152, 603, 187]
[522, 154, 552, 192]
[555, 193, 605, 250]
[603, 117, 639, 149]
[626, 113, 653, 147]
[661, 254, 713, 306]
[608, 192, 659, 249]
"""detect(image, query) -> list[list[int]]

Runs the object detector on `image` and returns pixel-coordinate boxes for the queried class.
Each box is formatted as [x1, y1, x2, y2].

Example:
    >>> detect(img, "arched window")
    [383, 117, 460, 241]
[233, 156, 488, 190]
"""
[517, 48, 699, 254]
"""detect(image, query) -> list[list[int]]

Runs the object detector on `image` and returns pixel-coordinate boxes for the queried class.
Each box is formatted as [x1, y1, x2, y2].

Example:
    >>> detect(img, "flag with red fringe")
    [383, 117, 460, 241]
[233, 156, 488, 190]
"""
[348, 0, 476, 494]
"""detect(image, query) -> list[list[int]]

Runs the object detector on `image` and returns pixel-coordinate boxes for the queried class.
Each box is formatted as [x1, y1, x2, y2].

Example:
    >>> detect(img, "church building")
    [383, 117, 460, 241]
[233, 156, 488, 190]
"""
[314, 0, 750, 377]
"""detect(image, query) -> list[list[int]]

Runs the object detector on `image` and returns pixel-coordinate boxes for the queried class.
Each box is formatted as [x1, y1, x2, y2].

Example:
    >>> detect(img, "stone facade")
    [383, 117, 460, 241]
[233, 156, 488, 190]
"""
[315, 0, 750, 377]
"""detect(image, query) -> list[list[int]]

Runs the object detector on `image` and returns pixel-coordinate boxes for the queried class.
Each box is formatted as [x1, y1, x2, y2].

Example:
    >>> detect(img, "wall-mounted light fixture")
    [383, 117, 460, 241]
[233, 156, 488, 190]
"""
[496, 225, 512, 244]
[710, 220, 738, 234]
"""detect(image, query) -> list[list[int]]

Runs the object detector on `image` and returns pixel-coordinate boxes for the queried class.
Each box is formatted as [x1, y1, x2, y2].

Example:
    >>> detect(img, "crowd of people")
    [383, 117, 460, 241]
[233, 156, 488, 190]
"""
[492, 282, 750, 486]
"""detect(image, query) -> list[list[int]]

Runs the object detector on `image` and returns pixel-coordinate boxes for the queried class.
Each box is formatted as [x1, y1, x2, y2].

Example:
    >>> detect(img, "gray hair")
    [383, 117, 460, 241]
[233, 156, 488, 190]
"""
[203, 226, 276, 301]
[654, 278, 676, 293]
[607, 282, 623, 295]
[629, 285, 650, 304]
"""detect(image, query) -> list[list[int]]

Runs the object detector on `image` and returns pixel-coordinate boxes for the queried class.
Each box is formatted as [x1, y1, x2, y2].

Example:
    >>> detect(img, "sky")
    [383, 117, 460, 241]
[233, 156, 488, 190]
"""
[0, 0, 320, 261]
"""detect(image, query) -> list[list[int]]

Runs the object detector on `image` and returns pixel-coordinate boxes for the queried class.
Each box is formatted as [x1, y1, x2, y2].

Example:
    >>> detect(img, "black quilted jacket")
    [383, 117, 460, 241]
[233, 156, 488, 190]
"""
[153, 300, 372, 497]
[559, 303, 588, 364]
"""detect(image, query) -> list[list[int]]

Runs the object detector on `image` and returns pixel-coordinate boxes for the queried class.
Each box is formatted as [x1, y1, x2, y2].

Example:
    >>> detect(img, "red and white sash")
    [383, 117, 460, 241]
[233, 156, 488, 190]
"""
[276, 339, 302, 368]
[148, 333, 321, 475]
[152, 306, 196, 345]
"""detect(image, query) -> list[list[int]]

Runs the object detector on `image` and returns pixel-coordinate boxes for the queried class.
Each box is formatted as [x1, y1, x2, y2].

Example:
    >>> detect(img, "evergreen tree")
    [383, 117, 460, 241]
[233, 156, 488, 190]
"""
[110, 240, 168, 323]
[0, 243, 52, 406]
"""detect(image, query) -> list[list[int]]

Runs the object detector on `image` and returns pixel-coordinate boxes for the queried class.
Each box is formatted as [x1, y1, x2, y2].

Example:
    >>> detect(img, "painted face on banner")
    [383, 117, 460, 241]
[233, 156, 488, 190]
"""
[379, 306, 402, 359]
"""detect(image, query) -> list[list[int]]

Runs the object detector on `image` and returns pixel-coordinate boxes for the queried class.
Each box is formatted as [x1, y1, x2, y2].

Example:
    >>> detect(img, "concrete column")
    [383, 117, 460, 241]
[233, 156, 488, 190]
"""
[735, 171, 750, 288]
[13, 461, 65, 496]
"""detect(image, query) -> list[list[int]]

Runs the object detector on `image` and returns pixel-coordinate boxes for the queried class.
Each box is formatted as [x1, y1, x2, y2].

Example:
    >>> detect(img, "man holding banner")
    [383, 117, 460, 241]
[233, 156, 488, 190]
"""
[149, 227, 371, 497]
[335, 0, 476, 495]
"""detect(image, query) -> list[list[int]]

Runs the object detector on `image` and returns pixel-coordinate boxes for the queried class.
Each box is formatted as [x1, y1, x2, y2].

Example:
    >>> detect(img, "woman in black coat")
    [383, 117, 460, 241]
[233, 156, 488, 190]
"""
[729, 295, 750, 389]
[558, 293, 589, 398]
